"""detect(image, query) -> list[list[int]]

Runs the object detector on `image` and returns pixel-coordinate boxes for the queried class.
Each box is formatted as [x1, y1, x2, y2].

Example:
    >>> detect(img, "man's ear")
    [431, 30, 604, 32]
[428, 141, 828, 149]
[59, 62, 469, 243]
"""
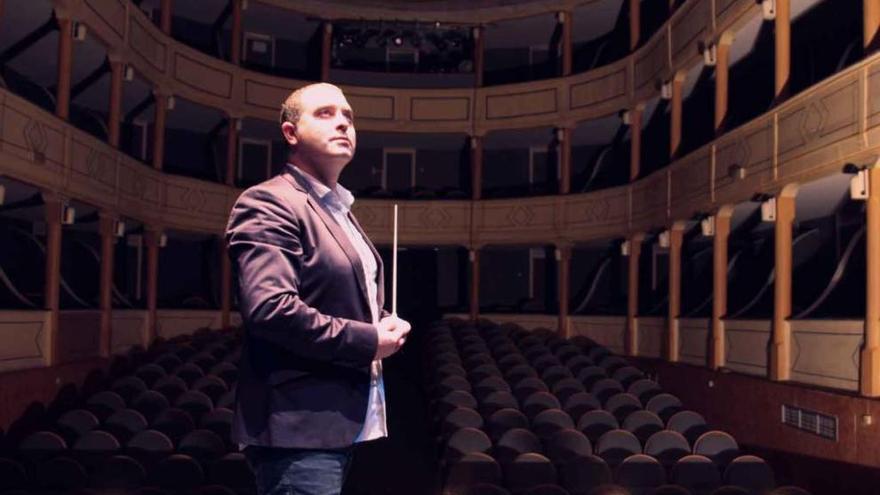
[281, 121, 298, 146]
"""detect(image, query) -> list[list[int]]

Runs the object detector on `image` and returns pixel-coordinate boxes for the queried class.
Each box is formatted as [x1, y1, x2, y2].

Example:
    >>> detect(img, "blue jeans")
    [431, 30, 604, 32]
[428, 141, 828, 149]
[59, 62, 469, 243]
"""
[243, 445, 354, 495]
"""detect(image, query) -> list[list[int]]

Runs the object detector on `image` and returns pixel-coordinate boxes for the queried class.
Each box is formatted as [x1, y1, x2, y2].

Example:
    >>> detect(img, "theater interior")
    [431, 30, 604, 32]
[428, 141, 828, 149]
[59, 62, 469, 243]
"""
[0, 0, 878, 494]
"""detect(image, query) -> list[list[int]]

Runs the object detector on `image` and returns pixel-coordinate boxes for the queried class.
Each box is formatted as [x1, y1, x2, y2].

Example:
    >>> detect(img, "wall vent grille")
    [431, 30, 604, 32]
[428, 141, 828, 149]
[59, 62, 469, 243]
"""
[781, 404, 837, 441]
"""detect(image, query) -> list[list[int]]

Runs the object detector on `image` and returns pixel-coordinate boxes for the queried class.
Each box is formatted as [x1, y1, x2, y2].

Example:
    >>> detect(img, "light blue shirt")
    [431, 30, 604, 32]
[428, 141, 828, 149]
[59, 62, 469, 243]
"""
[289, 164, 388, 443]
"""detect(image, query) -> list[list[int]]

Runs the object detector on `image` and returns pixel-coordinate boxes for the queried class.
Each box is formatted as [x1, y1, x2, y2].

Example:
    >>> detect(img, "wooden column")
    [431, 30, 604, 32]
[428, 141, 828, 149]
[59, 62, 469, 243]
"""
[630, 105, 643, 181]
[220, 236, 232, 329]
[43, 195, 63, 365]
[774, 0, 791, 101]
[471, 136, 483, 200]
[558, 127, 572, 194]
[469, 248, 480, 322]
[626, 233, 645, 356]
[56, 17, 73, 120]
[861, 166, 880, 396]
[225, 117, 238, 186]
[711, 206, 734, 369]
[231, 0, 243, 64]
[670, 72, 685, 159]
[474, 27, 484, 87]
[714, 35, 732, 133]
[667, 222, 686, 362]
[770, 188, 797, 381]
[108, 60, 124, 148]
[98, 213, 117, 358]
[160, 0, 172, 34]
[152, 93, 168, 171]
[866, 0, 880, 52]
[144, 228, 162, 346]
[320, 22, 332, 81]
[560, 11, 572, 76]
[629, 0, 640, 50]
[557, 244, 572, 338]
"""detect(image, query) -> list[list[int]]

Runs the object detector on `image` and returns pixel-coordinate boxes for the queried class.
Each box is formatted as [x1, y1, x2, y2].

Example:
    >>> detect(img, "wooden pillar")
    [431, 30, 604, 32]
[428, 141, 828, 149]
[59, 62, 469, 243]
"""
[225, 117, 238, 186]
[220, 236, 232, 329]
[774, 0, 791, 101]
[474, 27, 484, 87]
[866, 0, 880, 52]
[108, 60, 124, 148]
[98, 213, 117, 358]
[471, 136, 483, 200]
[861, 166, 880, 396]
[667, 222, 686, 362]
[711, 206, 734, 369]
[160, 0, 172, 34]
[152, 93, 168, 171]
[626, 233, 645, 356]
[56, 17, 73, 120]
[558, 127, 572, 194]
[629, 0, 640, 50]
[560, 11, 572, 76]
[469, 248, 480, 322]
[670, 71, 685, 159]
[144, 228, 162, 346]
[557, 244, 572, 338]
[630, 105, 643, 181]
[714, 34, 732, 133]
[770, 188, 797, 381]
[231, 0, 243, 64]
[320, 22, 332, 81]
[43, 195, 63, 365]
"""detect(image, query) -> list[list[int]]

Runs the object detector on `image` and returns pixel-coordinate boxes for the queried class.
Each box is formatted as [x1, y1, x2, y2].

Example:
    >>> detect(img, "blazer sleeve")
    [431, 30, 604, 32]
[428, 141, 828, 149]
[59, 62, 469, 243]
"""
[225, 186, 378, 369]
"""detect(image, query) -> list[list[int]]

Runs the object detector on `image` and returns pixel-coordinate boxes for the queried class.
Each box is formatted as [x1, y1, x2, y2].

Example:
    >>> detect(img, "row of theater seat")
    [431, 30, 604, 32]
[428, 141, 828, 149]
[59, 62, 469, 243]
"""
[0, 328, 255, 495]
[424, 317, 812, 495]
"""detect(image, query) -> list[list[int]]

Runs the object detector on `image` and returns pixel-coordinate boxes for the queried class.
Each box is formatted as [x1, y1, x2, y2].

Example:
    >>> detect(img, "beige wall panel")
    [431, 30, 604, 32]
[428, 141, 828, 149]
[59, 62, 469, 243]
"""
[157, 309, 222, 339]
[353, 200, 471, 246]
[68, 136, 118, 202]
[777, 75, 860, 166]
[128, 14, 167, 73]
[56, 311, 102, 363]
[631, 172, 668, 231]
[174, 52, 233, 99]
[0, 311, 51, 372]
[410, 97, 471, 122]
[473, 197, 560, 245]
[569, 62, 629, 116]
[634, 31, 669, 99]
[636, 316, 664, 358]
[790, 320, 863, 391]
[483, 87, 559, 121]
[679, 317, 710, 366]
[570, 316, 627, 354]
[670, 147, 711, 218]
[564, 186, 629, 242]
[111, 310, 149, 353]
[713, 118, 774, 204]
[868, 62, 880, 129]
[1, 93, 66, 178]
[82, 0, 127, 41]
[724, 319, 771, 376]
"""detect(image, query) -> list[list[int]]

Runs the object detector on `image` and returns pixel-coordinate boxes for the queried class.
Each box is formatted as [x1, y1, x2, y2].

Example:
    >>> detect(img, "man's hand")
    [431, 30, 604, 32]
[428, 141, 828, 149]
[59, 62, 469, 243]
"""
[375, 315, 412, 360]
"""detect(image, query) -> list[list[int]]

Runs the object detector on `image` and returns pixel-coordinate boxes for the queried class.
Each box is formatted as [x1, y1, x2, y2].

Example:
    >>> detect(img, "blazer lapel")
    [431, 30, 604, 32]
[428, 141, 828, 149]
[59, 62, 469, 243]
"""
[282, 169, 372, 317]
[347, 211, 385, 312]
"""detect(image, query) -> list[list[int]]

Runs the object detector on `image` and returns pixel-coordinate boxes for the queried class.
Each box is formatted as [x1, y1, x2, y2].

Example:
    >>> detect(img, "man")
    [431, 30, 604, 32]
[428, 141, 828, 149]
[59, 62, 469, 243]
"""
[225, 82, 412, 495]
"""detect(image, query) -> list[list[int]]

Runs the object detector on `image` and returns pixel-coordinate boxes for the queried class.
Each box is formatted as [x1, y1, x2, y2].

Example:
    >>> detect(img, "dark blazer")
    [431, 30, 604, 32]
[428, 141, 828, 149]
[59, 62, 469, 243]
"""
[225, 164, 388, 449]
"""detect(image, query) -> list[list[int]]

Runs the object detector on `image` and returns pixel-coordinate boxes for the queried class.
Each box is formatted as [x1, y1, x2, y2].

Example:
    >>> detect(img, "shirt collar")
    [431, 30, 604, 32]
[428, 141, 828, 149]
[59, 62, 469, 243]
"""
[288, 163, 355, 210]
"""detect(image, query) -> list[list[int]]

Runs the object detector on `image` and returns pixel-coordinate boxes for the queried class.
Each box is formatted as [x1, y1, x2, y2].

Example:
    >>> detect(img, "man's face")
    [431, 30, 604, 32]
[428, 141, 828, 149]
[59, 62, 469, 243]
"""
[282, 85, 356, 171]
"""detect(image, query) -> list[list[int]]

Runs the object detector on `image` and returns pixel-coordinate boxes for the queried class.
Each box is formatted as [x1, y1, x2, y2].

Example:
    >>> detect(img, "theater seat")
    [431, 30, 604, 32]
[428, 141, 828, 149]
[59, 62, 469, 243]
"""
[693, 432, 740, 470]
[614, 454, 666, 495]
[445, 452, 503, 493]
[722, 455, 774, 493]
[559, 454, 612, 495]
[503, 453, 557, 494]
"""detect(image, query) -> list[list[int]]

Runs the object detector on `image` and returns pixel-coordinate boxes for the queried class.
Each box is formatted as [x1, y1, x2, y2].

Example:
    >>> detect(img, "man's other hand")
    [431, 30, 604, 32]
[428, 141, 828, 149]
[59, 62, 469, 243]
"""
[375, 315, 412, 359]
